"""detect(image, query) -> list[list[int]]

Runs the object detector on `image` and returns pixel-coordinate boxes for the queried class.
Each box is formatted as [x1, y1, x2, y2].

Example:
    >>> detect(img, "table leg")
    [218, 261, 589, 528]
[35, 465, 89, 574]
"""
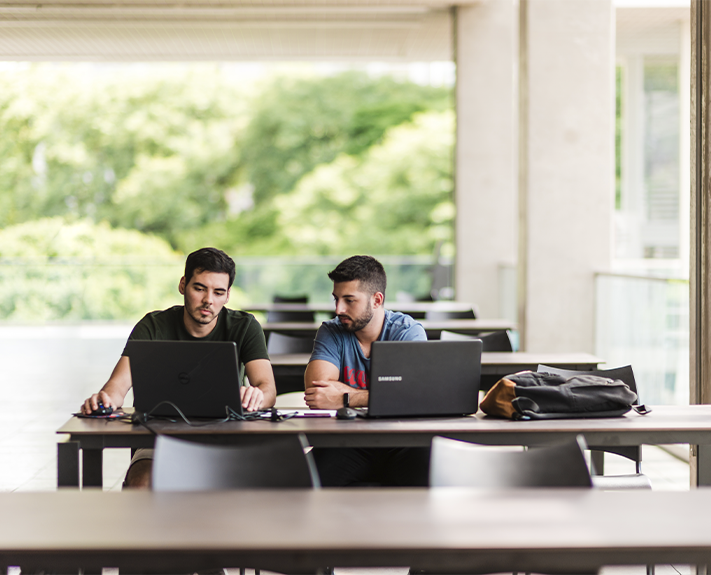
[590, 451, 604, 475]
[695, 444, 711, 487]
[57, 440, 80, 488]
[82, 448, 103, 488]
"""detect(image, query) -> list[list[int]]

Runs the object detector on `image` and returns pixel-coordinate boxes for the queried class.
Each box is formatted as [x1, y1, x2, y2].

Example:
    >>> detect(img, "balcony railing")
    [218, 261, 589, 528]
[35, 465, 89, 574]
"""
[0, 255, 452, 323]
[595, 272, 689, 405]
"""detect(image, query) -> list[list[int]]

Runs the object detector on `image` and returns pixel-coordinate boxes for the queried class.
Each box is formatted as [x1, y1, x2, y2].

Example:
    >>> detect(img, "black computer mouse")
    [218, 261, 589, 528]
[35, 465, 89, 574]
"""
[336, 407, 358, 420]
[91, 403, 113, 416]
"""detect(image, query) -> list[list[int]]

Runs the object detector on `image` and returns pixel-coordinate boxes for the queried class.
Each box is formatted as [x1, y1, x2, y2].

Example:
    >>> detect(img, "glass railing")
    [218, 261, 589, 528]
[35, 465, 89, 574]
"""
[232, 255, 451, 304]
[595, 272, 689, 405]
[0, 255, 452, 323]
[498, 265, 689, 404]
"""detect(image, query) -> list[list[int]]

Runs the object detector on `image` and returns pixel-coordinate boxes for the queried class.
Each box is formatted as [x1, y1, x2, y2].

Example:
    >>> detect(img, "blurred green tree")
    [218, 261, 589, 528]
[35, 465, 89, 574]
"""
[0, 217, 185, 321]
[275, 111, 454, 255]
[178, 71, 452, 255]
[239, 71, 451, 204]
[0, 65, 246, 247]
[0, 65, 453, 258]
[182, 111, 454, 256]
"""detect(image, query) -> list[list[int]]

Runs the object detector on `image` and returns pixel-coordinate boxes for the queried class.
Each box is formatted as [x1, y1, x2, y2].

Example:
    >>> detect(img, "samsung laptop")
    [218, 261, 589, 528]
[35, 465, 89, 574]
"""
[127, 340, 243, 418]
[366, 339, 482, 418]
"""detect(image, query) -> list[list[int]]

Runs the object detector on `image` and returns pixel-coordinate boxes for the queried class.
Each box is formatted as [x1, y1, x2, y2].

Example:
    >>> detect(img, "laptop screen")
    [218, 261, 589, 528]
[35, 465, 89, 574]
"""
[367, 340, 482, 418]
[127, 340, 243, 418]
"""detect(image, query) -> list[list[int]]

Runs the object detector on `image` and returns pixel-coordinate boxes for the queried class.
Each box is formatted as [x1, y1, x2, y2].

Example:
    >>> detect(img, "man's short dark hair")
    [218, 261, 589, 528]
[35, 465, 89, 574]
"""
[328, 255, 387, 297]
[184, 247, 236, 288]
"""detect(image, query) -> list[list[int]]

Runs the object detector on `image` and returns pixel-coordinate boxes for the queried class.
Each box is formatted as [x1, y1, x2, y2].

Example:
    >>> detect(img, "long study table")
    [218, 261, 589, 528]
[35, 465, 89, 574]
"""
[261, 318, 515, 339]
[246, 300, 477, 316]
[2, 488, 711, 574]
[271, 351, 603, 379]
[57, 404, 711, 488]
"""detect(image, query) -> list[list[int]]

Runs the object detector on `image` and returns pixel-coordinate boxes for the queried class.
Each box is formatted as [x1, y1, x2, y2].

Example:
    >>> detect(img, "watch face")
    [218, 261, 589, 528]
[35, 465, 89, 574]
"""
[343, 392, 349, 408]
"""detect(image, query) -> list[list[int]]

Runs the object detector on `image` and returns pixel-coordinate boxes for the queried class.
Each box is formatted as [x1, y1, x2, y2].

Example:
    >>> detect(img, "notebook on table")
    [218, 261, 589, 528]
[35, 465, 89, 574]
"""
[365, 339, 482, 418]
[126, 340, 244, 418]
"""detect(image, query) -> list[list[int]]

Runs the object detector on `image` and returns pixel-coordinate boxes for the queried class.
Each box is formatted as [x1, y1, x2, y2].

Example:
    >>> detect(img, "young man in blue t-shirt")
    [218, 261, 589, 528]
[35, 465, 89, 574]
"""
[305, 255, 429, 486]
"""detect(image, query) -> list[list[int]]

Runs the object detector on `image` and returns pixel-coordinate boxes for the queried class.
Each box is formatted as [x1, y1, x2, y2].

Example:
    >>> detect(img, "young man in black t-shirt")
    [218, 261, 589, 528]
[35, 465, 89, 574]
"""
[81, 247, 276, 488]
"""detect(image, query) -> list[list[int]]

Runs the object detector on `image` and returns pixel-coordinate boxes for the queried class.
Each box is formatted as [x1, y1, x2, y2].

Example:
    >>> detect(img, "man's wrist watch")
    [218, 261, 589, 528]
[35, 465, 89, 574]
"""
[343, 392, 350, 408]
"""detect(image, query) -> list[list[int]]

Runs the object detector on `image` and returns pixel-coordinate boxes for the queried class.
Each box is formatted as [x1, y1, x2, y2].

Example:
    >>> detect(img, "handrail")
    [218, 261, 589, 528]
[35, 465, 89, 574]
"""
[595, 271, 689, 284]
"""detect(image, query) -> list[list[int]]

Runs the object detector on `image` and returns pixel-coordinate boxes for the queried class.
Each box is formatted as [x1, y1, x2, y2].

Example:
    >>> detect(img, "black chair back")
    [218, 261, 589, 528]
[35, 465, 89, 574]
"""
[430, 435, 592, 488]
[272, 295, 308, 304]
[153, 434, 320, 491]
[267, 333, 314, 355]
[425, 309, 477, 321]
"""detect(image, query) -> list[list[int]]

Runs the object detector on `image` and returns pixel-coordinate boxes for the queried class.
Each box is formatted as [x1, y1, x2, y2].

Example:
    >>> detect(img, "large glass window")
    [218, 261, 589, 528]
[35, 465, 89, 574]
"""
[614, 56, 681, 263]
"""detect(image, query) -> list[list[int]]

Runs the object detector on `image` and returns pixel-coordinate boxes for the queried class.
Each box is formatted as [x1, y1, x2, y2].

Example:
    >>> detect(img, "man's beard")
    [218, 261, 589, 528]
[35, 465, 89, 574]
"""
[189, 305, 215, 325]
[339, 306, 374, 333]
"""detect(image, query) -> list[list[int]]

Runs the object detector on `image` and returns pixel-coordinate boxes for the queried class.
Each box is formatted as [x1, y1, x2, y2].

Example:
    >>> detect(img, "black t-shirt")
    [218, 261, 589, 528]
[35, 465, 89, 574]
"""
[122, 306, 269, 375]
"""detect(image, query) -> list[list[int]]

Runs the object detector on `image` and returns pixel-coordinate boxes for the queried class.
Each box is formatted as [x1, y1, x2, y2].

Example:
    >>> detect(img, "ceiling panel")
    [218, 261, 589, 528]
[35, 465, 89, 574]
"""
[0, 2, 455, 60]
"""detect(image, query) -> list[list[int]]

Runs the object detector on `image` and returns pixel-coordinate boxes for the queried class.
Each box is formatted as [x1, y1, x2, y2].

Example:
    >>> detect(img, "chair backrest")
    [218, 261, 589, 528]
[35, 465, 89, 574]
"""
[268, 294, 314, 322]
[439, 330, 476, 341]
[267, 310, 316, 323]
[439, 330, 512, 352]
[429, 435, 592, 488]
[425, 308, 477, 321]
[272, 295, 309, 304]
[267, 332, 314, 355]
[536, 364, 638, 398]
[479, 330, 513, 352]
[153, 433, 320, 491]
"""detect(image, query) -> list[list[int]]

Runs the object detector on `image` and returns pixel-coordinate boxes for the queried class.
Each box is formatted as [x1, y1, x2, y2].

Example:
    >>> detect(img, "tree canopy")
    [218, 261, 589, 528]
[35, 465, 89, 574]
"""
[0, 64, 453, 258]
[0, 217, 187, 321]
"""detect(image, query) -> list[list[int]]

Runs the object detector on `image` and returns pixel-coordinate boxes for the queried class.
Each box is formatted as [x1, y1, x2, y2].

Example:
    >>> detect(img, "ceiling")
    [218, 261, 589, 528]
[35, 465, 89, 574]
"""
[0, 1, 466, 61]
[0, 2, 692, 62]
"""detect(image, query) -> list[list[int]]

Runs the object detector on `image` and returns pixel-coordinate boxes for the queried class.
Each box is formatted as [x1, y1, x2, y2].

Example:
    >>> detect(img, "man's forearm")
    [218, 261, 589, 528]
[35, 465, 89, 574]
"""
[342, 386, 368, 408]
[253, 380, 276, 407]
[306, 380, 368, 409]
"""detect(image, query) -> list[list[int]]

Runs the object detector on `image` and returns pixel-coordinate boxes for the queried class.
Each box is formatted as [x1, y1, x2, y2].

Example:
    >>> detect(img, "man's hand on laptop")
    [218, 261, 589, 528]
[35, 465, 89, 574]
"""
[240, 385, 265, 412]
[305, 381, 366, 409]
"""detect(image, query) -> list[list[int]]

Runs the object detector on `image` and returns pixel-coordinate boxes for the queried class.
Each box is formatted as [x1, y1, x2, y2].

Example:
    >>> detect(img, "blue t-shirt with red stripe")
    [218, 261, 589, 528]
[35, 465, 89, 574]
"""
[309, 309, 427, 389]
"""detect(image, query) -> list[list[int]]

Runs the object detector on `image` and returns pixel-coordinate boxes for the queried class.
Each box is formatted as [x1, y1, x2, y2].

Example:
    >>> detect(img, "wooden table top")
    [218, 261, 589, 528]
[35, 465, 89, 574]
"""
[56, 404, 711, 448]
[261, 318, 516, 335]
[245, 301, 477, 314]
[270, 351, 603, 368]
[3, 488, 711, 573]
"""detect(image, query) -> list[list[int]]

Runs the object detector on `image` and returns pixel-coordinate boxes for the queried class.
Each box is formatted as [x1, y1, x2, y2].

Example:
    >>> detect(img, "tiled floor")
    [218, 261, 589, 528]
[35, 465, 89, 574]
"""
[0, 323, 134, 492]
[0, 324, 696, 575]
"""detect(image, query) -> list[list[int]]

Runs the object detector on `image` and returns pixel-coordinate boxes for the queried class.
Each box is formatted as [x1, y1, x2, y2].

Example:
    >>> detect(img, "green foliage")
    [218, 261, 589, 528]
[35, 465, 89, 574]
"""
[238, 71, 452, 205]
[273, 111, 454, 255]
[0, 218, 187, 321]
[0, 64, 247, 248]
[0, 64, 453, 264]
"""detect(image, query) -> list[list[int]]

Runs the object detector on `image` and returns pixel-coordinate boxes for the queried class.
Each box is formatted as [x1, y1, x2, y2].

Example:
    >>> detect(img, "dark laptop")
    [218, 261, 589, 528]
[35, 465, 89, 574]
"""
[366, 339, 482, 418]
[127, 340, 243, 418]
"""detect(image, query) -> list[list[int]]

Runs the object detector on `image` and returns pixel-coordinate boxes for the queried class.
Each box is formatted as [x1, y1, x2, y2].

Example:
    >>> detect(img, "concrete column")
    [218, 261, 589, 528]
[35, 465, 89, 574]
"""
[454, 1, 517, 318]
[520, 0, 614, 352]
